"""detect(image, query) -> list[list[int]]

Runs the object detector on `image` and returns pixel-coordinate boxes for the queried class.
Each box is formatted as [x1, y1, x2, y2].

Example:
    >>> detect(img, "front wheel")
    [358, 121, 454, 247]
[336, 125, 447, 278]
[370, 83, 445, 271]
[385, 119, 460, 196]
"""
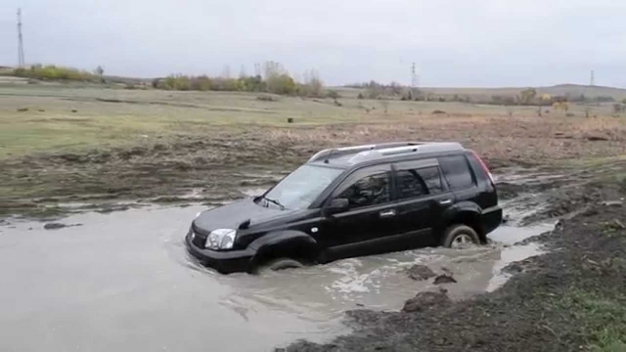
[442, 225, 480, 249]
[257, 258, 304, 274]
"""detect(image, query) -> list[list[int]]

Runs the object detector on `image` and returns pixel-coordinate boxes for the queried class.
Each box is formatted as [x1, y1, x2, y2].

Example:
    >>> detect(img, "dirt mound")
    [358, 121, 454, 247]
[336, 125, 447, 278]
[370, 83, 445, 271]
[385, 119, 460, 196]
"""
[407, 265, 437, 281]
[402, 291, 451, 313]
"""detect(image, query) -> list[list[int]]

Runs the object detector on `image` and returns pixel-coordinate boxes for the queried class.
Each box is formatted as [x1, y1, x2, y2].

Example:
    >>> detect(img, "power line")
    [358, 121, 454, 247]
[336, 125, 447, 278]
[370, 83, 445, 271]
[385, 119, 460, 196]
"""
[411, 63, 419, 90]
[17, 8, 25, 67]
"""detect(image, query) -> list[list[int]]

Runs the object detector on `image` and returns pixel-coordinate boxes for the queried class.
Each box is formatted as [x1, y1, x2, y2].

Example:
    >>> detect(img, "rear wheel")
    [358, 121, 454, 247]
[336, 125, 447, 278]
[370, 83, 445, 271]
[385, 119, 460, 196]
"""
[442, 225, 480, 249]
[258, 258, 304, 273]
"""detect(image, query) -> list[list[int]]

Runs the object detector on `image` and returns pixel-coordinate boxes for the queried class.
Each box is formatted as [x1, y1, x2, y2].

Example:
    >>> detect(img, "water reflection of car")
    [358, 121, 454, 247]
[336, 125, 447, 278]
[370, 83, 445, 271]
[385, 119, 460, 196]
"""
[186, 142, 502, 274]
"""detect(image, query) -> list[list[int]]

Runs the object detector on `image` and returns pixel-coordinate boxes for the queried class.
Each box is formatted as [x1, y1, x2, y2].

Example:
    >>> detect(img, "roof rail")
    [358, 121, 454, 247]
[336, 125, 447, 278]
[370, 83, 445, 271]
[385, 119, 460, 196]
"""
[345, 142, 464, 165]
[380, 142, 463, 157]
[380, 145, 420, 156]
[308, 142, 422, 163]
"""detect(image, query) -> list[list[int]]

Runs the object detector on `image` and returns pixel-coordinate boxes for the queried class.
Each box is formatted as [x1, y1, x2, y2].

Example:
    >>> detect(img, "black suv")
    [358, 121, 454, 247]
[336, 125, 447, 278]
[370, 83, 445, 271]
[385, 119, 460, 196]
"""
[186, 142, 502, 274]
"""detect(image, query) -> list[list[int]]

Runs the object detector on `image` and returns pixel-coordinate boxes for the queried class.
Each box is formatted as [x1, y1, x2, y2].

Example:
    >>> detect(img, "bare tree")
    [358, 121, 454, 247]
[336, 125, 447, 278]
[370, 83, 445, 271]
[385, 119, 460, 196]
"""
[94, 65, 104, 82]
[302, 69, 323, 97]
[221, 65, 231, 79]
[239, 65, 247, 78]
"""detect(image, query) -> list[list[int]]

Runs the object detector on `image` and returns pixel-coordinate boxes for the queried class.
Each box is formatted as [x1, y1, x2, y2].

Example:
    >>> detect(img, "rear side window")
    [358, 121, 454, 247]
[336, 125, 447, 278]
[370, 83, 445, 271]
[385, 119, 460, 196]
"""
[395, 166, 443, 200]
[438, 155, 474, 190]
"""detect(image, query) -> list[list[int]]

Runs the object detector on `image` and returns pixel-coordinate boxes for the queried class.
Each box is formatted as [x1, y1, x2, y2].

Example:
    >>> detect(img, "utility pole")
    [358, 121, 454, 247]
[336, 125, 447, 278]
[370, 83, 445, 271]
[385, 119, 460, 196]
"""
[590, 70, 595, 86]
[17, 8, 25, 68]
[411, 63, 419, 89]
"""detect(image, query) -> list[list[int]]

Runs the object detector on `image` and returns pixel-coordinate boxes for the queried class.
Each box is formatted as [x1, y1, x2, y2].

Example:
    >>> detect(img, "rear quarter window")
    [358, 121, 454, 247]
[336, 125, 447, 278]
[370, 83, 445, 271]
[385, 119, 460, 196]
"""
[395, 165, 443, 200]
[438, 155, 474, 190]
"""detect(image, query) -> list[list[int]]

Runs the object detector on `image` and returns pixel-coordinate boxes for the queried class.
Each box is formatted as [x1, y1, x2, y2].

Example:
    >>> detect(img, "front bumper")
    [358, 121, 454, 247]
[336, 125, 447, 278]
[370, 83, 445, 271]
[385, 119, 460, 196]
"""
[185, 230, 256, 274]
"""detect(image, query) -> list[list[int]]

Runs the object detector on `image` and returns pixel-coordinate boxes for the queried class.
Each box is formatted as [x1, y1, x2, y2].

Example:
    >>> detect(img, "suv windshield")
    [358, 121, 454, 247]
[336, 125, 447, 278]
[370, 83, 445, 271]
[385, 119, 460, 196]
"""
[262, 165, 343, 210]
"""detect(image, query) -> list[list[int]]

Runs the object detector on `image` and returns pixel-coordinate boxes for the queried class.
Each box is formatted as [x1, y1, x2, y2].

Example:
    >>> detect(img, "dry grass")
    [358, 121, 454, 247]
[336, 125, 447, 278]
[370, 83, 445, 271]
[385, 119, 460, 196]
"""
[1, 82, 625, 160]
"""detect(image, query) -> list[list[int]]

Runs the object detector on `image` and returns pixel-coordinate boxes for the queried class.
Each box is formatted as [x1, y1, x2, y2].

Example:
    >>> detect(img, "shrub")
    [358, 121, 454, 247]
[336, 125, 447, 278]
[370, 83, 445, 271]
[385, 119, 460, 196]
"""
[299, 70, 324, 97]
[491, 95, 516, 106]
[326, 90, 341, 100]
[594, 96, 615, 103]
[159, 75, 191, 90]
[241, 75, 265, 92]
[151, 62, 320, 96]
[12, 65, 94, 82]
[190, 76, 212, 91]
[266, 74, 296, 95]
[257, 94, 277, 102]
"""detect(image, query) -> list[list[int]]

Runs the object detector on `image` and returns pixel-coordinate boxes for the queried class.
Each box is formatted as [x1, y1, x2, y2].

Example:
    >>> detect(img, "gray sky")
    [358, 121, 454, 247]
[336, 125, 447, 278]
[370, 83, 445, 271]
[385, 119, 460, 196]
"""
[1, 0, 625, 87]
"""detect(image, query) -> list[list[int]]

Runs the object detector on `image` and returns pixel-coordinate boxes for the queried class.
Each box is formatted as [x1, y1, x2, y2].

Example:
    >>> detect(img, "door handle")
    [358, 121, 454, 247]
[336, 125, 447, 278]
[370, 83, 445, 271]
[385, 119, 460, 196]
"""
[439, 199, 453, 206]
[380, 210, 396, 218]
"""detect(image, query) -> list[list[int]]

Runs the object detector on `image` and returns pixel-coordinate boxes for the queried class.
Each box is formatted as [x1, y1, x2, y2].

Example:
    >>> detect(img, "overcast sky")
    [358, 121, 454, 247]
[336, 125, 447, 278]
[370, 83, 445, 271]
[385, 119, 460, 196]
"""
[1, 0, 625, 87]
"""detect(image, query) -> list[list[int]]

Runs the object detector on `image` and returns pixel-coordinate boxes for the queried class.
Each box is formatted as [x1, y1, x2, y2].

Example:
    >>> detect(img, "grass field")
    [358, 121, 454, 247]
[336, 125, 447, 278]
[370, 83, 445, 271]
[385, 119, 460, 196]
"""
[1, 79, 625, 217]
[1, 79, 624, 159]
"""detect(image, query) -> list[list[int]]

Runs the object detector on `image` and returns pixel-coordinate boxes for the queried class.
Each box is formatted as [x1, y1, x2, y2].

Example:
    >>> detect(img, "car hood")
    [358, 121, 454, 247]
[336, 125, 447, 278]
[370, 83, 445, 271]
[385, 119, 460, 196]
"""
[193, 198, 293, 232]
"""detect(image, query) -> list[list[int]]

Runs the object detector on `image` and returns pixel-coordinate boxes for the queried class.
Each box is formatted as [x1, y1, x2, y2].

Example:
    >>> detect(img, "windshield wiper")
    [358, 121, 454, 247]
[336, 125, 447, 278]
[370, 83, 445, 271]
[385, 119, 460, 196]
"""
[263, 196, 286, 210]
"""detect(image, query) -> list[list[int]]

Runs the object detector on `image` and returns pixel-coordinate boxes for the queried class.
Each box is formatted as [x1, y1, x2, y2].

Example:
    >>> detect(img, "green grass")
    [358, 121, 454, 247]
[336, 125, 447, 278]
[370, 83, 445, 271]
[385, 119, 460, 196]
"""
[554, 290, 626, 351]
[0, 86, 360, 158]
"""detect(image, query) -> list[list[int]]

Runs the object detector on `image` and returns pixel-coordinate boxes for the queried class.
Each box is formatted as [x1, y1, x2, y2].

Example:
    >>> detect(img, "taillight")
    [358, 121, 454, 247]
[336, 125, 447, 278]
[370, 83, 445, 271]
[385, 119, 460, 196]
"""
[470, 150, 495, 184]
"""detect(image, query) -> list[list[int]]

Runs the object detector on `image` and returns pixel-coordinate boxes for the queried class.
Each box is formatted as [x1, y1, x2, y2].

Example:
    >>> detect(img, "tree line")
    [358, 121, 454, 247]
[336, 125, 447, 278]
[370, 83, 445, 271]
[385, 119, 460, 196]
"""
[3, 62, 330, 98]
[152, 61, 327, 97]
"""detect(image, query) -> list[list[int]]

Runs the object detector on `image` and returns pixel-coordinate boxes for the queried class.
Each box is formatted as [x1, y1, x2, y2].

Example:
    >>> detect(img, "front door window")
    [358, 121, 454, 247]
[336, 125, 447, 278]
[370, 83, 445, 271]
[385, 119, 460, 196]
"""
[337, 172, 391, 209]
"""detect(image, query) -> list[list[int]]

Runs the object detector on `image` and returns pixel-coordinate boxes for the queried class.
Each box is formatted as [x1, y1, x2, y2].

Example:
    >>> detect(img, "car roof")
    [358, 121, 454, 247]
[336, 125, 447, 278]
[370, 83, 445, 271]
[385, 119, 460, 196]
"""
[306, 141, 465, 169]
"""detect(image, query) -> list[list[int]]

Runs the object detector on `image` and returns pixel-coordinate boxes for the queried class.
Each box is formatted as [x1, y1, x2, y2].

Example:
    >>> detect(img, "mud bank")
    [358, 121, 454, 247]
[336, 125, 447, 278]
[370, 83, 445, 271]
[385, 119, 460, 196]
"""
[281, 168, 626, 352]
[2, 121, 626, 219]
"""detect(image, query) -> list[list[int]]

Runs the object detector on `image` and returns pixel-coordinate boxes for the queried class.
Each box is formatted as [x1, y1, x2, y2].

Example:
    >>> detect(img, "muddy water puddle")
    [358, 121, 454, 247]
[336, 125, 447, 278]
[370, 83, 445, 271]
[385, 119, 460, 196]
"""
[0, 203, 552, 351]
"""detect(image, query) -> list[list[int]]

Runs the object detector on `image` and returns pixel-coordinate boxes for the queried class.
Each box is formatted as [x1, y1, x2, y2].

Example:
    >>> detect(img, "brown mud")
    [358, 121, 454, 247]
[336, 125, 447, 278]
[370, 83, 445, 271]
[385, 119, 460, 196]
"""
[2, 119, 626, 350]
[2, 120, 625, 219]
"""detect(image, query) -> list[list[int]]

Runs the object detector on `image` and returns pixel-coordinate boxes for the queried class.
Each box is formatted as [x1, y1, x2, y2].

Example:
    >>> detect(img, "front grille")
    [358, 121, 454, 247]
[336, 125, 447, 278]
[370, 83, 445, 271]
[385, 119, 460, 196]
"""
[191, 223, 208, 249]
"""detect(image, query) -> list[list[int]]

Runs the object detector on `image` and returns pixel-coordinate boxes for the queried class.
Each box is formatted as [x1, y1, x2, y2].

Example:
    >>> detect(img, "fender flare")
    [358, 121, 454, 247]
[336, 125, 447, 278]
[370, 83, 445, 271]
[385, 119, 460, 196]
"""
[437, 201, 484, 238]
[249, 230, 318, 266]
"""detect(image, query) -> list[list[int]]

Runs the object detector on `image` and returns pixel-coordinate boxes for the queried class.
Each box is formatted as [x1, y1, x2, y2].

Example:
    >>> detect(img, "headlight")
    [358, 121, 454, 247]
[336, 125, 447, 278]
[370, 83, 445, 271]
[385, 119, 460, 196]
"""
[205, 229, 236, 250]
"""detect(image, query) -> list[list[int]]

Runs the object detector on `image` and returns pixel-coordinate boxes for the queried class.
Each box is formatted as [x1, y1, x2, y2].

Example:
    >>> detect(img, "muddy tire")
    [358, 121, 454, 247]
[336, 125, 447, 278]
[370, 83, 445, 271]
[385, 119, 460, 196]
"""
[259, 258, 304, 273]
[442, 225, 480, 248]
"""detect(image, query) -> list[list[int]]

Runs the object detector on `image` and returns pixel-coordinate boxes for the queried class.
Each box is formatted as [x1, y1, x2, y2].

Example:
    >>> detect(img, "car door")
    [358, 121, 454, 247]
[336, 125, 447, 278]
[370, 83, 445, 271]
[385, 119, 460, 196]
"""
[318, 164, 398, 262]
[390, 159, 455, 249]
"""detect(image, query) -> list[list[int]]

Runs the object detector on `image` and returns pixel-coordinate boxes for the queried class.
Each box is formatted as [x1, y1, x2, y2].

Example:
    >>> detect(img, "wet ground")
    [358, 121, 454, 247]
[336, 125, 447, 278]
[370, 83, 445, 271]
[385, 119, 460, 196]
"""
[283, 174, 626, 352]
[0, 184, 553, 351]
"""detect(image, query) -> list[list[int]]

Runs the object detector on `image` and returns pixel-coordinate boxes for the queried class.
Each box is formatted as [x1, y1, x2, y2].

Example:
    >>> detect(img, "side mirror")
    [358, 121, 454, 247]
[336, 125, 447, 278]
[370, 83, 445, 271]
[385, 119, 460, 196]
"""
[326, 198, 349, 216]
